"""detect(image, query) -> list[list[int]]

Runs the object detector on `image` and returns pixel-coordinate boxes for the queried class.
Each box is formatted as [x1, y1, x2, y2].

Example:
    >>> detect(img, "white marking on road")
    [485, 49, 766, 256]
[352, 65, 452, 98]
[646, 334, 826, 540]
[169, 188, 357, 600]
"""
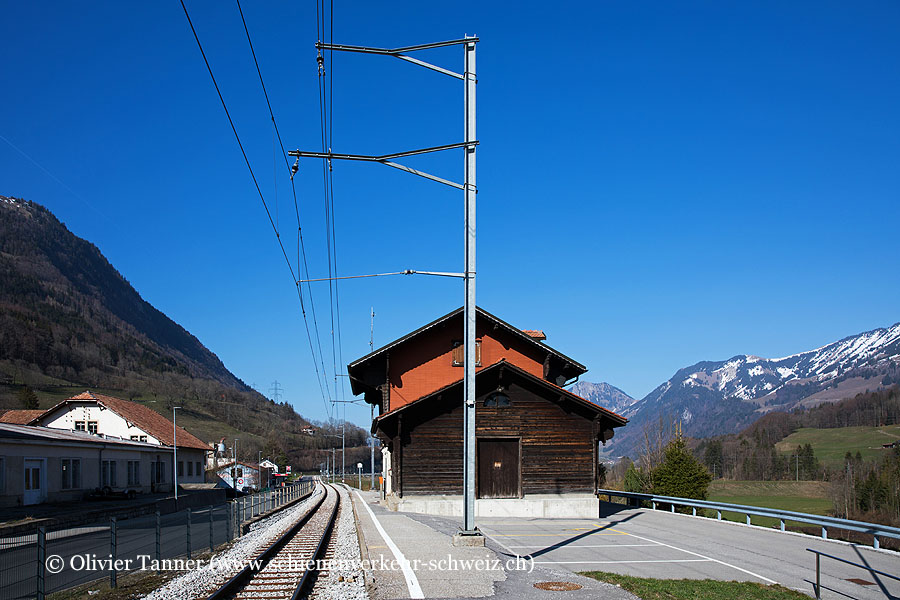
[622, 531, 777, 584]
[353, 490, 424, 599]
[536, 559, 712, 565]
[507, 543, 661, 549]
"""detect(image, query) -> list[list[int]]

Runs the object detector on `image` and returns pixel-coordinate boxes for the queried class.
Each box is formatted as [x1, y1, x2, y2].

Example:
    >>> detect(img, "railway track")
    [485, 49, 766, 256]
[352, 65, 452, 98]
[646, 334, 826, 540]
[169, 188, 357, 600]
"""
[207, 482, 340, 600]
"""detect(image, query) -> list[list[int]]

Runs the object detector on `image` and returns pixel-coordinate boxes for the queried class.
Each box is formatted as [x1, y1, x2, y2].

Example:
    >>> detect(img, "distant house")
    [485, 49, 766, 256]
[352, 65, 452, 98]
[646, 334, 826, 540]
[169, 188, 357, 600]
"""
[30, 391, 208, 486]
[0, 423, 175, 507]
[883, 441, 899, 449]
[215, 460, 260, 490]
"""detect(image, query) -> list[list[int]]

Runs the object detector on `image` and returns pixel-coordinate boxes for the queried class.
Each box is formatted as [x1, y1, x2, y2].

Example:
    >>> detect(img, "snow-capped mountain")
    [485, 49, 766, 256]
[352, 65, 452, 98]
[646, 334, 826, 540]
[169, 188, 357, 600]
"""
[607, 322, 900, 457]
[568, 381, 636, 415]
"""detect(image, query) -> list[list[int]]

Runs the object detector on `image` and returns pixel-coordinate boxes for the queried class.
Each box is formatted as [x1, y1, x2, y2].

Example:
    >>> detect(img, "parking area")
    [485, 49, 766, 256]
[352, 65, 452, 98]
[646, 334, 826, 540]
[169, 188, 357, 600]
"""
[477, 506, 900, 600]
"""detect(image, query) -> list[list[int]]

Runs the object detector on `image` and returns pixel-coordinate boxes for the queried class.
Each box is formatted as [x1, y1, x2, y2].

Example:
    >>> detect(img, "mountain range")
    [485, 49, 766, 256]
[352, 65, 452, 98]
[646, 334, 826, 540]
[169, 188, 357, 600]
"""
[583, 323, 900, 458]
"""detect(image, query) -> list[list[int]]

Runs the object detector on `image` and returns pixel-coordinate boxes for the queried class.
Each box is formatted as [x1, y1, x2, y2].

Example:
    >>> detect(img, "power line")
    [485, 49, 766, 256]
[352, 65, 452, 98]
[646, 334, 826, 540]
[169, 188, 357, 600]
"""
[234, 0, 333, 418]
[180, 0, 333, 417]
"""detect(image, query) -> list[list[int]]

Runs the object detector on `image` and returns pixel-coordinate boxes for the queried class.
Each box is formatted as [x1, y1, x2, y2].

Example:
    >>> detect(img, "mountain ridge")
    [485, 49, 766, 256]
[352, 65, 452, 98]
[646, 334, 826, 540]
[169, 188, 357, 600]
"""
[568, 380, 636, 415]
[608, 321, 900, 457]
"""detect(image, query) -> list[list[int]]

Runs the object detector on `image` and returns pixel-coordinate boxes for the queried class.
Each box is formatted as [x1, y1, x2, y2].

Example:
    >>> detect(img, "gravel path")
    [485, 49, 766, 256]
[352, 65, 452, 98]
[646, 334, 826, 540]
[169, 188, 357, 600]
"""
[312, 485, 368, 600]
[141, 485, 325, 600]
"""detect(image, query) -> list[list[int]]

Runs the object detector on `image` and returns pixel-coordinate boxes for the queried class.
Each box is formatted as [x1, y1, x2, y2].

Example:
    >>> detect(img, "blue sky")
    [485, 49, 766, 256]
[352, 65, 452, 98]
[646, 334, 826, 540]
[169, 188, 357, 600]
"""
[3, 1, 898, 427]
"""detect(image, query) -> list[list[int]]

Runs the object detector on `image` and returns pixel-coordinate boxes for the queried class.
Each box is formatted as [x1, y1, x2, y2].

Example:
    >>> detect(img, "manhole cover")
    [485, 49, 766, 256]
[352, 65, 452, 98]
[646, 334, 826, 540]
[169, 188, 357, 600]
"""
[534, 581, 583, 591]
[846, 578, 875, 586]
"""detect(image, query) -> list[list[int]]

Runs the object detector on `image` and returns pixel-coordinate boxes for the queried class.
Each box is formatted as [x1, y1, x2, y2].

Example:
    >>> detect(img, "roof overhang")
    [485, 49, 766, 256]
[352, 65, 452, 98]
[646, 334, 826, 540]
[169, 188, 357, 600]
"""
[372, 359, 626, 436]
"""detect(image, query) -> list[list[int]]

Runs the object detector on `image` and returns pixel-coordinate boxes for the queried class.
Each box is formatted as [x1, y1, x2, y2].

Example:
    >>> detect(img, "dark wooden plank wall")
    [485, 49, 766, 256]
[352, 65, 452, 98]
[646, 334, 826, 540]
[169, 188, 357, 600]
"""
[396, 381, 598, 496]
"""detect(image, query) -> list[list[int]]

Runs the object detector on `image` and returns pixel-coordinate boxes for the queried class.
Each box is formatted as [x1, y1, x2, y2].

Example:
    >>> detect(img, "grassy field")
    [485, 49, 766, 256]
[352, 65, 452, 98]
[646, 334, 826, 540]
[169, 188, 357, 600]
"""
[774, 425, 900, 469]
[707, 480, 832, 528]
[582, 571, 809, 600]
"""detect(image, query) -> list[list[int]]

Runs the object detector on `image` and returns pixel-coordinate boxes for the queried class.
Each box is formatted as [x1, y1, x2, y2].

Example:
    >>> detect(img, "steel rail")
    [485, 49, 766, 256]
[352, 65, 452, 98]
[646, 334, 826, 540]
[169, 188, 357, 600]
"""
[207, 482, 338, 600]
[292, 485, 341, 599]
[598, 488, 900, 549]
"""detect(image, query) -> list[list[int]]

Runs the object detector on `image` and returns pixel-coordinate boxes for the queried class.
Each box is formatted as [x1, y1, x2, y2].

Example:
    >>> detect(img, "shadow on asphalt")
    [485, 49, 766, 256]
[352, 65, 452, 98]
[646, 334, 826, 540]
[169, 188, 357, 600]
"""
[852, 545, 899, 600]
[494, 512, 640, 560]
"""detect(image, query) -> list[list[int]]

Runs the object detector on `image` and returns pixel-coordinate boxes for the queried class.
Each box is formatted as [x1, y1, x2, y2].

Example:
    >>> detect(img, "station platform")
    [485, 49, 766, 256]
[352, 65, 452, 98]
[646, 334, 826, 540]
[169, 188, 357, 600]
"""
[350, 489, 634, 600]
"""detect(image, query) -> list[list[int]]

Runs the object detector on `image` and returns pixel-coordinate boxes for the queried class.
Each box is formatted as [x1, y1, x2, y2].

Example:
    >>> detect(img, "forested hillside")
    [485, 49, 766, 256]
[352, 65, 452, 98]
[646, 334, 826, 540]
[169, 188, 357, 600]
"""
[0, 196, 369, 472]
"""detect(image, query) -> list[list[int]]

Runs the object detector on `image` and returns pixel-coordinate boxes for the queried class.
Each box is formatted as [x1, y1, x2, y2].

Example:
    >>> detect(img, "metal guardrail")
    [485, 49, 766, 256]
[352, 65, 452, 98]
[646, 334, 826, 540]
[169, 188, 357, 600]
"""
[807, 548, 900, 600]
[597, 488, 900, 550]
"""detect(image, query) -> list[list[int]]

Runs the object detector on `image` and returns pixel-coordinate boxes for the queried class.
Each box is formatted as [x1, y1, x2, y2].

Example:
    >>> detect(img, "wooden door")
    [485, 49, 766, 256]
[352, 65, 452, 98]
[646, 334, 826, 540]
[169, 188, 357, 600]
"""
[477, 439, 520, 499]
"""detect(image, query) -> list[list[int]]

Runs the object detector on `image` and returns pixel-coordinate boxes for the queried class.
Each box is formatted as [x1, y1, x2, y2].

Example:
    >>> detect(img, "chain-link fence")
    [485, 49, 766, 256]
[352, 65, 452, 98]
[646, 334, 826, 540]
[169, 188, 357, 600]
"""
[0, 479, 314, 600]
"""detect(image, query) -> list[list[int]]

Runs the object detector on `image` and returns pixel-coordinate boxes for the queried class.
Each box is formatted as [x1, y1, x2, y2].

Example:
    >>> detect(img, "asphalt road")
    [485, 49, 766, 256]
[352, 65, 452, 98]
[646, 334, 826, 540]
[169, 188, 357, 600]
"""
[477, 504, 900, 600]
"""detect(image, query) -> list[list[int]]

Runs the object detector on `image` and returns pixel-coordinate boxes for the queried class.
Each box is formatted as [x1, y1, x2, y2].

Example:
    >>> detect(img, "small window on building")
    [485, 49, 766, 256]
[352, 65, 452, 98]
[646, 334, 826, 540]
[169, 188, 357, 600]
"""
[237, 468, 243, 477]
[87, 421, 98, 434]
[62, 459, 71, 489]
[127, 461, 140, 486]
[187, 461, 193, 476]
[484, 387, 511, 408]
[74, 421, 86, 431]
[196, 462, 202, 479]
[102, 460, 117, 488]
[139, 436, 147, 442]
[177, 461, 184, 477]
[72, 459, 81, 488]
[451, 340, 482, 367]
[130, 435, 140, 441]
[0, 457, 5, 492]
[159, 461, 165, 483]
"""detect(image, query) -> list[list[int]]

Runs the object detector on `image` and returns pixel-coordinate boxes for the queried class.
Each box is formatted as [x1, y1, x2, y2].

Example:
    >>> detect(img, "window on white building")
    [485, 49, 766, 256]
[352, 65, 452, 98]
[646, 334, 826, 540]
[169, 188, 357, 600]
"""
[74, 421, 86, 431]
[61, 458, 82, 489]
[127, 461, 140, 486]
[102, 460, 117, 487]
[87, 421, 98, 434]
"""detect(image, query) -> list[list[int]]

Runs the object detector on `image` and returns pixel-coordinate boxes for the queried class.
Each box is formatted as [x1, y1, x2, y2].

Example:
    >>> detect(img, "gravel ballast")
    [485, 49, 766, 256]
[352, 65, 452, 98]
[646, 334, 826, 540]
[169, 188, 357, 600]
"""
[311, 484, 369, 600]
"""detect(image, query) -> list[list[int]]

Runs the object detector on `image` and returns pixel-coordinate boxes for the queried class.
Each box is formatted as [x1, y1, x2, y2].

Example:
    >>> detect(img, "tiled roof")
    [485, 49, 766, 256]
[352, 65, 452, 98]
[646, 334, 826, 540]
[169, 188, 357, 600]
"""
[51, 391, 210, 450]
[0, 422, 173, 450]
[373, 359, 628, 429]
[0, 409, 46, 424]
[521, 329, 547, 340]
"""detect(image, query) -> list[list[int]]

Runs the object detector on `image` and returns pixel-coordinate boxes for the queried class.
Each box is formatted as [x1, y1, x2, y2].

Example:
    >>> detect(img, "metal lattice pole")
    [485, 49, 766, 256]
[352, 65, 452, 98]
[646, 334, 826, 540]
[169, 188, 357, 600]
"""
[462, 35, 477, 535]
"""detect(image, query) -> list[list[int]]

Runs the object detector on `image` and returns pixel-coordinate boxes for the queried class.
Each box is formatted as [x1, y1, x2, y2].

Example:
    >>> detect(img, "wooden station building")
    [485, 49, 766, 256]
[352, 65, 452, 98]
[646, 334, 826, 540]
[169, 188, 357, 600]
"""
[348, 307, 627, 515]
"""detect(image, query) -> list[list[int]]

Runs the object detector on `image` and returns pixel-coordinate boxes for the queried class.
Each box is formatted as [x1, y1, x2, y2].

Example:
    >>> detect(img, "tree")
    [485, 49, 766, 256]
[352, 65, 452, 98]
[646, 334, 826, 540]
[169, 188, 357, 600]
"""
[703, 440, 723, 478]
[17, 385, 39, 409]
[623, 463, 650, 494]
[652, 436, 713, 500]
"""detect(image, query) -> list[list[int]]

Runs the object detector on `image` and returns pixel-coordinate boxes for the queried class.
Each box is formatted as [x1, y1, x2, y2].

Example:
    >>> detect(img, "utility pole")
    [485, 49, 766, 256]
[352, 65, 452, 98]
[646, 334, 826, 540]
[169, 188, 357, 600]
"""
[369, 437, 377, 489]
[461, 35, 478, 540]
[341, 416, 346, 482]
[173, 406, 181, 505]
[289, 35, 482, 545]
